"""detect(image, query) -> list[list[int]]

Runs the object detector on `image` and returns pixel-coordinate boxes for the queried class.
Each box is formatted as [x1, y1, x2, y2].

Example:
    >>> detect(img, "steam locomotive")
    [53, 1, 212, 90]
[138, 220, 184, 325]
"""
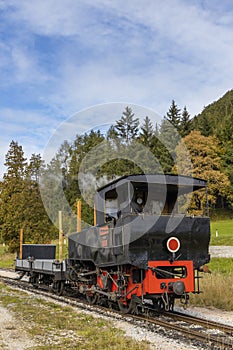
[15, 174, 210, 313]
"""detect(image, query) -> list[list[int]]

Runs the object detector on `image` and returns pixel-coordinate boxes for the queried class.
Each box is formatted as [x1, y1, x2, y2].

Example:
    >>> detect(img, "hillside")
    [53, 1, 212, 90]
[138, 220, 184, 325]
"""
[192, 89, 233, 139]
[191, 90, 233, 210]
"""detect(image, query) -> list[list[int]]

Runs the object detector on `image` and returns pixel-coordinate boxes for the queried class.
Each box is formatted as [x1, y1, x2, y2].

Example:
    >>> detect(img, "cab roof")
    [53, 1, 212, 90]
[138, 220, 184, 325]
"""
[97, 174, 207, 196]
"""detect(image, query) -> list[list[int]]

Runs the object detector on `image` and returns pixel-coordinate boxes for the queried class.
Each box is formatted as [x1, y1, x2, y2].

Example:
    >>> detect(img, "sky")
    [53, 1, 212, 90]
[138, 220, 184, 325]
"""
[1, 0, 233, 178]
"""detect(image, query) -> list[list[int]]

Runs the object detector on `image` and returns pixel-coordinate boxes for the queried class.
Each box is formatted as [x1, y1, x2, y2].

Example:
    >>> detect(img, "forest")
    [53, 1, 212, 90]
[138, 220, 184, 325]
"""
[1, 90, 233, 251]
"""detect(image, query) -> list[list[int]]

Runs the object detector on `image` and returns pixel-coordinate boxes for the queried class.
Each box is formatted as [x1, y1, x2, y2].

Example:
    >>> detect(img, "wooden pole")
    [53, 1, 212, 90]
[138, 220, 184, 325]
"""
[19, 228, 23, 260]
[94, 203, 97, 226]
[58, 211, 63, 262]
[77, 200, 82, 232]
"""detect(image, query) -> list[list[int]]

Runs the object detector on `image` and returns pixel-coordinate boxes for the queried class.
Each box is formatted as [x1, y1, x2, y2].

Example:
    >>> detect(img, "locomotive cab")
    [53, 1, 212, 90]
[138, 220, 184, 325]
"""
[94, 174, 209, 224]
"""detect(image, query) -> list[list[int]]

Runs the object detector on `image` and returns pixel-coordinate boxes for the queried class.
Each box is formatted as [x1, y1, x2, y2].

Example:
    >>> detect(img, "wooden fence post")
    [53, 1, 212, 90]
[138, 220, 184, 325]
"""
[19, 228, 23, 259]
[58, 211, 63, 262]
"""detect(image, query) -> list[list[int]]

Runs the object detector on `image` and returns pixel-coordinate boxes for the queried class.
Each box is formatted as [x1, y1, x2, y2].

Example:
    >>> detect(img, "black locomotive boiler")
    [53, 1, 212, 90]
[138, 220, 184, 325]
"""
[16, 174, 210, 313]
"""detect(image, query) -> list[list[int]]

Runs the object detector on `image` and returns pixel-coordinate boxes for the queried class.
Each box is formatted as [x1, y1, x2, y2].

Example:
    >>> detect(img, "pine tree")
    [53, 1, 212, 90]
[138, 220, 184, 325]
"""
[114, 106, 139, 143]
[158, 101, 183, 171]
[180, 106, 192, 137]
[151, 131, 174, 173]
[106, 125, 118, 141]
[97, 108, 141, 178]
[159, 119, 178, 171]
[198, 114, 212, 136]
[219, 113, 233, 143]
[4, 140, 27, 180]
[165, 100, 181, 131]
[64, 130, 104, 225]
[27, 154, 45, 182]
[138, 116, 154, 147]
[0, 141, 55, 251]
[0, 141, 27, 251]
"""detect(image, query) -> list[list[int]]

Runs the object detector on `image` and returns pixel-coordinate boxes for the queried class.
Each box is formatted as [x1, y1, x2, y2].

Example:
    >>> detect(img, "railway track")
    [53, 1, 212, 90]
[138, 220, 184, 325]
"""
[168, 310, 233, 336]
[140, 313, 233, 349]
[1, 276, 233, 349]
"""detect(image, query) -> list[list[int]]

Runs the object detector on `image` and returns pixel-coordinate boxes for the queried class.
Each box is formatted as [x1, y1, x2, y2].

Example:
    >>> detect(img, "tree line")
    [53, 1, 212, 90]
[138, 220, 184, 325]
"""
[0, 100, 232, 251]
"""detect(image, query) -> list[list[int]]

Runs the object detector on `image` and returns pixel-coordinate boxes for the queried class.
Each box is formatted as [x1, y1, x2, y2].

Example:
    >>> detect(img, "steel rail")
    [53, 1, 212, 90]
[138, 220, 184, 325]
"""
[135, 313, 233, 349]
[168, 310, 233, 336]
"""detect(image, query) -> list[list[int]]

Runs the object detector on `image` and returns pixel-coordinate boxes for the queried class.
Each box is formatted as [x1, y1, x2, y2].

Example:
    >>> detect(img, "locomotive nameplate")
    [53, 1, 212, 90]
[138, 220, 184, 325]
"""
[99, 225, 110, 247]
[99, 226, 109, 236]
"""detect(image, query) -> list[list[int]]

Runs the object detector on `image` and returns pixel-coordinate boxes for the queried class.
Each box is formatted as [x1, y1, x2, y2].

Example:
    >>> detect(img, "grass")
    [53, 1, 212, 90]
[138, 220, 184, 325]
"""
[210, 219, 233, 245]
[0, 282, 150, 350]
[190, 271, 233, 311]
[0, 245, 15, 268]
[209, 208, 233, 245]
[208, 257, 233, 274]
[189, 257, 233, 311]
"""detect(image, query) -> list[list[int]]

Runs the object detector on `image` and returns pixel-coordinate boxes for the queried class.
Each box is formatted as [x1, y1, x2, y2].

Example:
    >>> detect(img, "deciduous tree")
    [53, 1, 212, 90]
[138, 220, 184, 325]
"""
[175, 131, 230, 210]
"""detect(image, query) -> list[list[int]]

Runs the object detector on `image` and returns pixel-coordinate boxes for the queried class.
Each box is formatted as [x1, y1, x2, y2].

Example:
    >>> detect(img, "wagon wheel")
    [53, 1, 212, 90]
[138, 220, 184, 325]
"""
[86, 292, 98, 305]
[52, 281, 64, 296]
[118, 298, 136, 314]
[30, 274, 39, 288]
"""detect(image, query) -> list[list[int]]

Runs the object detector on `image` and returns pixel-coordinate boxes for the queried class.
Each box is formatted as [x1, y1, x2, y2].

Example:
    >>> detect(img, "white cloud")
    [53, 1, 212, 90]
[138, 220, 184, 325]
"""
[0, 0, 233, 177]
[0, 107, 60, 178]
[2, 1, 233, 97]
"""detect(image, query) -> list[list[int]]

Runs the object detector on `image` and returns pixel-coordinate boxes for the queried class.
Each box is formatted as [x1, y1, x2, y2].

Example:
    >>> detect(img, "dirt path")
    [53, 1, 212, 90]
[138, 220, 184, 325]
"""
[0, 306, 35, 350]
[209, 246, 233, 258]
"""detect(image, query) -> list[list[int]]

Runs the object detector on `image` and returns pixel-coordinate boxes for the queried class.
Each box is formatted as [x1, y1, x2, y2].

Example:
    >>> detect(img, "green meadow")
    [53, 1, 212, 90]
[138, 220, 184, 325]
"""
[0, 245, 15, 268]
[210, 219, 233, 245]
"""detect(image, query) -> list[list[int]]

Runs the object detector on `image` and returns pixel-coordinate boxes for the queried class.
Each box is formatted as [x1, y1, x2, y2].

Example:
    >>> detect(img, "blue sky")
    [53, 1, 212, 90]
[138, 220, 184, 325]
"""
[1, 0, 233, 177]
